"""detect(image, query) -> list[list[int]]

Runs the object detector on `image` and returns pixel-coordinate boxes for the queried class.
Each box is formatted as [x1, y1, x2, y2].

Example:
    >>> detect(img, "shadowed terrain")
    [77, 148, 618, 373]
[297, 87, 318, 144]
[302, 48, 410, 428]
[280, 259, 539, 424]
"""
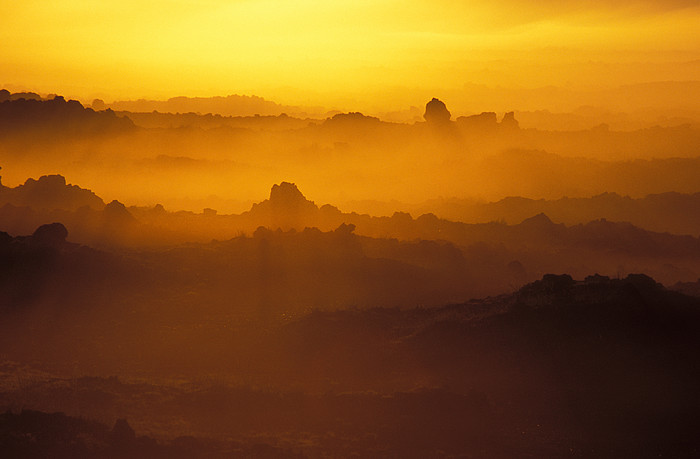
[1, 90, 699, 457]
[1, 273, 699, 457]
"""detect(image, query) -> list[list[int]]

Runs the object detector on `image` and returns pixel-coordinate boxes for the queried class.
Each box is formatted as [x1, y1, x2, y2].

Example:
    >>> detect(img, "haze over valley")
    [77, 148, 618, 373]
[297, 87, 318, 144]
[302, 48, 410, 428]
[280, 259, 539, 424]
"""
[1, 1, 700, 456]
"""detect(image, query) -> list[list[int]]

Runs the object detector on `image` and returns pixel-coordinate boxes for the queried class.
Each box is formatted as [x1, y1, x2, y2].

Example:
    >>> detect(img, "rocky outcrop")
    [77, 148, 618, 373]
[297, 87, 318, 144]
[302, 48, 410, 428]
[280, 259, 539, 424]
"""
[423, 98, 451, 124]
[31, 222, 68, 247]
[0, 174, 105, 211]
[500, 111, 519, 129]
[247, 182, 320, 230]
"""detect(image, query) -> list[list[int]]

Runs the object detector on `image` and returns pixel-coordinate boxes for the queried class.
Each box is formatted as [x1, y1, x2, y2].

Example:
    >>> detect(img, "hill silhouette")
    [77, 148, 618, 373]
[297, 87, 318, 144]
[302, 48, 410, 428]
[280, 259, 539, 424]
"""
[0, 222, 143, 313]
[1, 91, 698, 213]
[396, 191, 700, 236]
[106, 93, 311, 117]
[265, 273, 700, 456]
[1, 273, 698, 457]
[0, 93, 134, 136]
[0, 409, 301, 459]
[673, 278, 700, 298]
[244, 181, 325, 230]
[0, 177, 698, 288]
[1, 85, 699, 457]
[0, 174, 104, 211]
[113, 110, 312, 130]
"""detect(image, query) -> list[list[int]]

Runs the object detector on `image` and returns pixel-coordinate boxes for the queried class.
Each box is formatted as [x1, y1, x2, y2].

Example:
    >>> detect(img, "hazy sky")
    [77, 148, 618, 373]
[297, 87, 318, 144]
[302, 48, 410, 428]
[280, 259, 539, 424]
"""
[2, 1, 699, 111]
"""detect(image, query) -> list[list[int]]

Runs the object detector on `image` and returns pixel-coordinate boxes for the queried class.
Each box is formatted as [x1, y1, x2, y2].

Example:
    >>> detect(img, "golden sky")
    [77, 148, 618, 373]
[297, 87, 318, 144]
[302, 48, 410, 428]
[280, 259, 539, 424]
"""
[2, 0, 699, 111]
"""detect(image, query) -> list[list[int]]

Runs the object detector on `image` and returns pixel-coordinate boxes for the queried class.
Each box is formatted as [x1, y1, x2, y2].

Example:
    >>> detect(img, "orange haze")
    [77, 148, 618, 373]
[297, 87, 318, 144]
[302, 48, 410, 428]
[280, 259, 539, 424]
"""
[2, 1, 698, 114]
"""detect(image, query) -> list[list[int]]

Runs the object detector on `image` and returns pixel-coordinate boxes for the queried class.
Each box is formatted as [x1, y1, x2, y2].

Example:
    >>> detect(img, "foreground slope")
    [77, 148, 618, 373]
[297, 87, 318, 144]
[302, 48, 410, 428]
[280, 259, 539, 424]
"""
[1, 273, 699, 457]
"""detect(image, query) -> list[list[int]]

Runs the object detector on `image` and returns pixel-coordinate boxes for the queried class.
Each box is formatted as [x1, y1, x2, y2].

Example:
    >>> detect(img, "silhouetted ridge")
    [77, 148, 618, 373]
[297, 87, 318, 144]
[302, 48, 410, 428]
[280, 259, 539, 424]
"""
[269, 181, 313, 209]
[456, 111, 498, 129]
[0, 174, 104, 211]
[0, 90, 41, 101]
[422, 191, 700, 236]
[110, 418, 136, 448]
[500, 111, 519, 129]
[103, 200, 137, 224]
[0, 409, 300, 458]
[673, 278, 700, 298]
[0, 223, 126, 311]
[453, 110, 520, 130]
[31, 222, 68, 247]
[0, 93, 134, 135]
[516, 272, 664, 307]
[519, 212, 554, 227]
[245, 182, 321, 230]
[516, 212, 564, 238]
[325, 112, 381, 125]
[108, 93, 301, 117]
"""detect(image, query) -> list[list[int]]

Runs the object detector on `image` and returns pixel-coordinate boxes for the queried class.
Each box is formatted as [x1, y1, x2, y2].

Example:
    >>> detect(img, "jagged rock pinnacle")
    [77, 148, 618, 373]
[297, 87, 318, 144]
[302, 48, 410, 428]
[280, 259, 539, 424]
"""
[269, 182, 307, 207]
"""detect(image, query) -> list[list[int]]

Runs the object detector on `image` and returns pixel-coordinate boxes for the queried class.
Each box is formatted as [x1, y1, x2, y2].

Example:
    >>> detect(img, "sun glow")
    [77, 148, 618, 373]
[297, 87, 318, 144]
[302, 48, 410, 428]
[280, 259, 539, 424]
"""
[2, 1, 698, 110]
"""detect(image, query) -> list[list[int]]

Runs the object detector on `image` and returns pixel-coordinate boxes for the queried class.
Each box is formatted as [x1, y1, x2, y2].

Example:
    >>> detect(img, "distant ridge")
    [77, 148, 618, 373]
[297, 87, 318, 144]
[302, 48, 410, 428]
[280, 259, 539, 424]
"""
[0, 94, 134, 134]
[106, 94, 322, 118]
[0, 174, 104, 211]
[358, 191, 700, 237]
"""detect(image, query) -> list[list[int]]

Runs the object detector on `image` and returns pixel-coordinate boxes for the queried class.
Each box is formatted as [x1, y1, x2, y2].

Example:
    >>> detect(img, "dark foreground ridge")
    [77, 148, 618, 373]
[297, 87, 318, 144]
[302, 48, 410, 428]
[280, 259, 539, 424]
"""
[0, 409, 301, 459]
[1, 272, 699, 457]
